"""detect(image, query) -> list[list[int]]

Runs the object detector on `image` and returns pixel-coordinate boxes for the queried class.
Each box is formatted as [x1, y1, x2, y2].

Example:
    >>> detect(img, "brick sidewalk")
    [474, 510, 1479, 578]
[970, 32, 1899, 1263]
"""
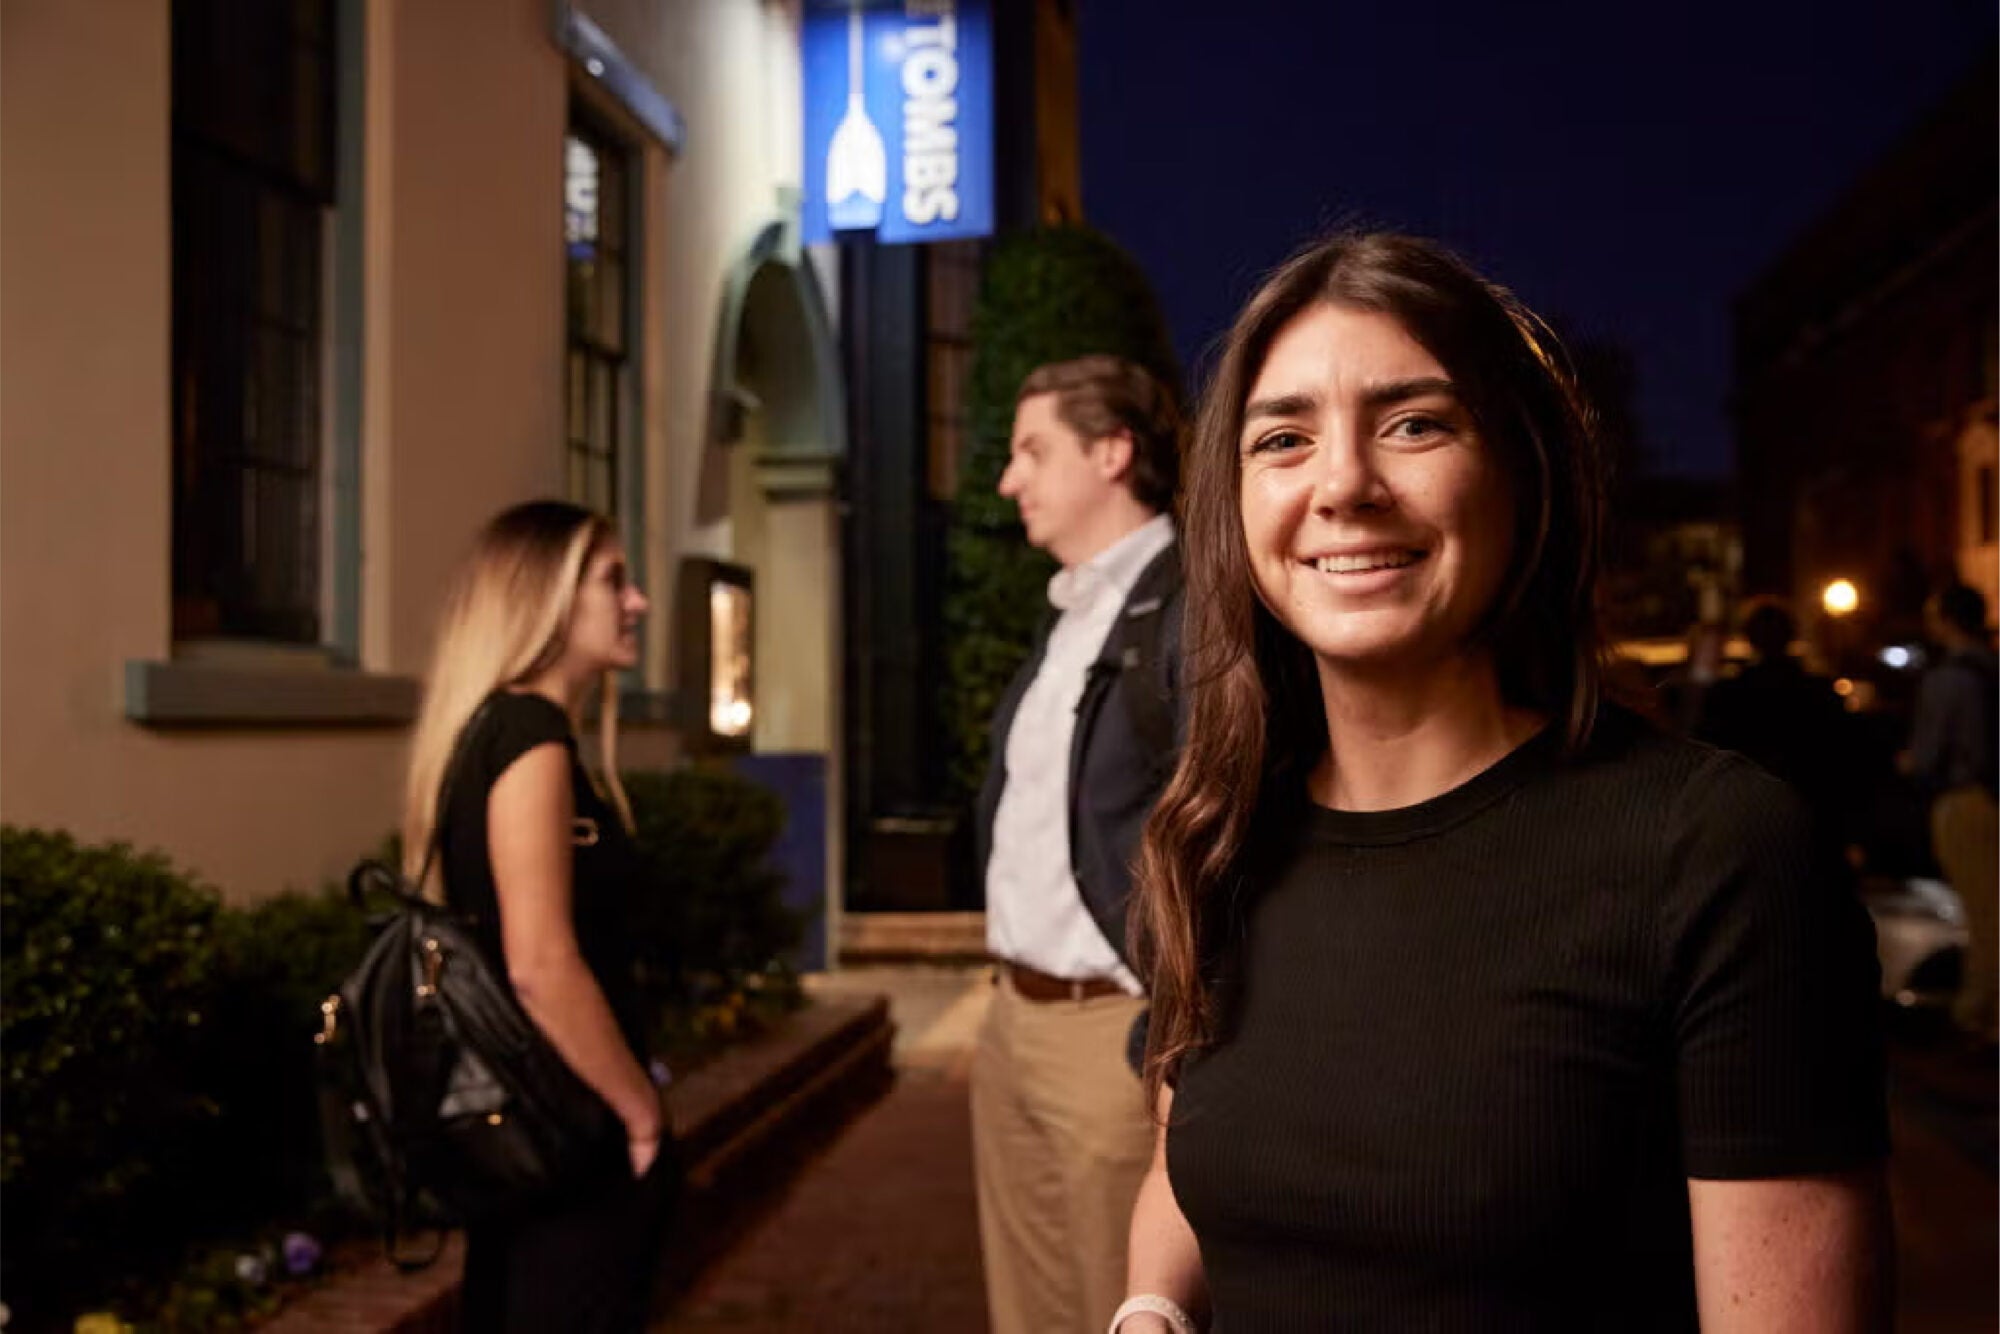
[652, 1063, 986, 1333]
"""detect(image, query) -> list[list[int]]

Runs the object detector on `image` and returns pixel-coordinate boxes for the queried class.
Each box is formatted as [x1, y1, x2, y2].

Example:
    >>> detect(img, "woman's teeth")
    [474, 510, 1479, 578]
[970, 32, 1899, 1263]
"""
[1312, 551, 1422, 574]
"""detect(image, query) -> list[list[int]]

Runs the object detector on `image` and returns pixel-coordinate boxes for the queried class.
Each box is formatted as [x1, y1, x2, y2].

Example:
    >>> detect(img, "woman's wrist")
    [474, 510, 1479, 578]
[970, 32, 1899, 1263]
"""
[1109, 1294, 1198, 1334]
[622, 1084, 665, 1143]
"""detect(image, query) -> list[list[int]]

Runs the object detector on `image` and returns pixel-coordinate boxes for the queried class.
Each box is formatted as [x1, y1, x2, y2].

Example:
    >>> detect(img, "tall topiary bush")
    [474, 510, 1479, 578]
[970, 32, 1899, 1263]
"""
[942, 225, 1182, 799]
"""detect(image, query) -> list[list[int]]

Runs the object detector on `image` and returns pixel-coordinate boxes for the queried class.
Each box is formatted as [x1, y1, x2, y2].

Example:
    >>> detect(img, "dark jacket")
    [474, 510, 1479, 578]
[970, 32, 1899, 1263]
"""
[1694, 656, 1859, 828]
[1908, 646, 1999, 796]
[973, 542, 1184, 970]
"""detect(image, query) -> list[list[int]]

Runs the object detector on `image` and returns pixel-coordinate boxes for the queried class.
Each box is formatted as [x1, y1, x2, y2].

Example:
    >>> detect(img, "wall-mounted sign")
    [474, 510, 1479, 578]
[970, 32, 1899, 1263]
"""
[802, 0, 993, 246]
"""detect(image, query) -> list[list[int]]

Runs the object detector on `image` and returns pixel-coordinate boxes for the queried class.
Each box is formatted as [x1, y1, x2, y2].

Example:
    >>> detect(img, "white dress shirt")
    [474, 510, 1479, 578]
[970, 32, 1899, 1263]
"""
[986, 513, 1174, 993]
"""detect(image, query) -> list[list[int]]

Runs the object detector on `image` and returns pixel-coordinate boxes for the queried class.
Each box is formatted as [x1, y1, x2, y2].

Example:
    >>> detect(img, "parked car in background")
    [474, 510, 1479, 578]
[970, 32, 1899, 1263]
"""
[1861, 874, 1968, 1009]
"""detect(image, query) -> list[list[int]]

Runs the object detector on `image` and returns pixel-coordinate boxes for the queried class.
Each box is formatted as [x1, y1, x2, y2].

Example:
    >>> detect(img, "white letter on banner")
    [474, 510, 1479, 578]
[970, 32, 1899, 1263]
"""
[905, 99, 959, 155]
[901, 5, 960, 227]
[902, 48, 959, 99]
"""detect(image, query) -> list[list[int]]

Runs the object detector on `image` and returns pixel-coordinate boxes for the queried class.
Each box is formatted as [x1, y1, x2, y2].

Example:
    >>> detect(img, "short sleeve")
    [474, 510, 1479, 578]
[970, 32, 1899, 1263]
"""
[1660, 752, 1889, 1179]
[475, 691, 574, 783]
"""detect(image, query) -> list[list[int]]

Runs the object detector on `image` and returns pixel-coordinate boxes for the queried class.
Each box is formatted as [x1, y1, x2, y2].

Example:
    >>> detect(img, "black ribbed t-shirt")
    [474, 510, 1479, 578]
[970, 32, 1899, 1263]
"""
[437, 690, 648, 1058]
[1167, 707, 1888, 1332]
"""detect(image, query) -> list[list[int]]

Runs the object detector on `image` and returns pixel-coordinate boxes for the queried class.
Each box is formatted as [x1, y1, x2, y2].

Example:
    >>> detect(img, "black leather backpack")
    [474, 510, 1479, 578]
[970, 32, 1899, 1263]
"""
[315, 699, 622, 1262]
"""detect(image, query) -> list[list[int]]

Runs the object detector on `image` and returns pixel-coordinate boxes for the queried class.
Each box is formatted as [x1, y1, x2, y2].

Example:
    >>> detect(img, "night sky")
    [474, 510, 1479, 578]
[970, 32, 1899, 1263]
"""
[1077, 1, 1996, 477]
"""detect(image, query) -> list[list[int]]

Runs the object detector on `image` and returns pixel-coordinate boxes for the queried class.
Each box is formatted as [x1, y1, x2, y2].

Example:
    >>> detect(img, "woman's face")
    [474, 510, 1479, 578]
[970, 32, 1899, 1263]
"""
[565, 538, 648, 674]
[1237, 304, 1515, 682]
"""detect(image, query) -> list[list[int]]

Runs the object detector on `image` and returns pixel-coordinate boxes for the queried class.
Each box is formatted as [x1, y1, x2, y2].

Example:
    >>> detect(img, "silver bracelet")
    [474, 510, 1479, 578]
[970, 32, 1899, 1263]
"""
[1109, 1293, 1199, 1334]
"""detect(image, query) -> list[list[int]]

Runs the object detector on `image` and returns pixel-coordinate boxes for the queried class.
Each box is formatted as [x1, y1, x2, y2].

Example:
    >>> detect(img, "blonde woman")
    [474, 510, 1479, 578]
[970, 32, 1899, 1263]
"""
[404, 499, 671, 1332]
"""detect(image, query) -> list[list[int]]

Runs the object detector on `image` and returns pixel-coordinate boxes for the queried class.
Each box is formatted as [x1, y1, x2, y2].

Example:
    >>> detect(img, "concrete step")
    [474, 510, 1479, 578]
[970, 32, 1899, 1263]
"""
[839, 911, 987, 963]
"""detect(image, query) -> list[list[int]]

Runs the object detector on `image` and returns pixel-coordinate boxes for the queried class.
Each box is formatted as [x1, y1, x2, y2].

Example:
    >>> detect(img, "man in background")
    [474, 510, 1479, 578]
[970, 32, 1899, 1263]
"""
[971, 354, 1184, 1334]
[1904, 582, 1998, 1043]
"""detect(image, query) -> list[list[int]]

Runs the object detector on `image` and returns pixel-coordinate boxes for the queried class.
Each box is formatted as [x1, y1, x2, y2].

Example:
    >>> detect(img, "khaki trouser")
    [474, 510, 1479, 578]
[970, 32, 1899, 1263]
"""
[970, 971, 1153, 1334]
[1936, 786, 2000, 1038]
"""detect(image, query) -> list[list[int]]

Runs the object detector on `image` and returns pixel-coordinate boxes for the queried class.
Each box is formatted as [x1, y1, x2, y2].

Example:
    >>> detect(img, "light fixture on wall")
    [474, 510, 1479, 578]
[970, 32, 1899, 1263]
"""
[676, 558, 754, 753]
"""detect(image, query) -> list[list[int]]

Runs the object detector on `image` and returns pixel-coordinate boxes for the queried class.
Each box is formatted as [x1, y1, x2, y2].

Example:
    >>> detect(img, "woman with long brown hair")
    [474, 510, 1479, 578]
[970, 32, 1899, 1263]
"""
[1111, 235, 1891, 1333]
[406, 499, 674, 1332]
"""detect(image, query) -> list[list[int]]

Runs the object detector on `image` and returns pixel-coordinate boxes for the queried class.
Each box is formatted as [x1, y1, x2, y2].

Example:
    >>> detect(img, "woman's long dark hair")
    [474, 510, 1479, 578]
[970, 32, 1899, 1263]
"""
[1131, 233, 1608, 1107]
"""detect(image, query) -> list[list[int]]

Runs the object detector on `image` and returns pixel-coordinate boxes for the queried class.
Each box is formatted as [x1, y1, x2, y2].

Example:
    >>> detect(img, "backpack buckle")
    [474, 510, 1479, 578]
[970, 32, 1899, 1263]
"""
[315, 995, 341, 1046]
[416, 937, 445, 999]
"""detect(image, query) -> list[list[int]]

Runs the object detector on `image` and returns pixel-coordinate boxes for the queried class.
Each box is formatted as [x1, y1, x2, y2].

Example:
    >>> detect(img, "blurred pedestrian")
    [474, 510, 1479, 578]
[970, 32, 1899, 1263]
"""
[1117, 233, 1892, 1334]
[1695, 595, 1859, 837]
[1654, 618, 1728, 733]
[1902, 581, 1998, 1042]
[973, 355, 1185, 1334]
[404, 500, 677, 1333]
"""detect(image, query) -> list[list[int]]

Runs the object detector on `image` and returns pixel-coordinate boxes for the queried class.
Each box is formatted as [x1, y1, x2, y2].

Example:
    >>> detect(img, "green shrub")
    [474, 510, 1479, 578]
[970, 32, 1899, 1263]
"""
[620, 765, 806, 1059]
[196, 887, 376, 1225]
[0, 827, 228, 1325]
[942, 225, 1182, 798]
[1, 768, 807, 1326]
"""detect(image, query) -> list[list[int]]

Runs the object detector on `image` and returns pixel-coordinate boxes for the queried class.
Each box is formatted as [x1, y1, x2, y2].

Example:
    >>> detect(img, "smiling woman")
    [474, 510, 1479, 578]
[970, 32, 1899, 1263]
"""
[1236, 307, 1515, 700]
[1115, 234, 1893, 1334]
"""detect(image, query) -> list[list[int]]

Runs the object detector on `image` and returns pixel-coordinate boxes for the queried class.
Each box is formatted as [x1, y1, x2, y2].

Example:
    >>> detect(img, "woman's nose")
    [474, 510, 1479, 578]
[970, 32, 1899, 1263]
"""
[1312, 431, 1391, 516]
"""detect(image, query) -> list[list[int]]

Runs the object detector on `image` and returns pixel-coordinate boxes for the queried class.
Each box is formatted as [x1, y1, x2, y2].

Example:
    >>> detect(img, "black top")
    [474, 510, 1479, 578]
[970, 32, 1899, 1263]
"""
[438, 690, 648, 1058]
[1167, 707, 1888, 1332]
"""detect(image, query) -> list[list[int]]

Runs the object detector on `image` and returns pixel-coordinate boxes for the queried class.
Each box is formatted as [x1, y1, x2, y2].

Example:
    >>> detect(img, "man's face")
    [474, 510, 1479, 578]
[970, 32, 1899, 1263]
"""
[997, 391, 1125, 567]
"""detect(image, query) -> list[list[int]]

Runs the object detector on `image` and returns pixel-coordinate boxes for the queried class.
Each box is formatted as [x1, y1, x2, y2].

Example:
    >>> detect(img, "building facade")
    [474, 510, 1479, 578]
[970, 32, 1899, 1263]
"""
[837, 0, 1080, 913]
[1734, 55, 1998, 642]
[2, 0, 847, 930]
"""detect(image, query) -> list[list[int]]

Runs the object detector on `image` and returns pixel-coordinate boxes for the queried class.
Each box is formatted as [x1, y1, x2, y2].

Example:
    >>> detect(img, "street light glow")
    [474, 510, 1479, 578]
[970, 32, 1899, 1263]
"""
[1822, 579, 1859, 616]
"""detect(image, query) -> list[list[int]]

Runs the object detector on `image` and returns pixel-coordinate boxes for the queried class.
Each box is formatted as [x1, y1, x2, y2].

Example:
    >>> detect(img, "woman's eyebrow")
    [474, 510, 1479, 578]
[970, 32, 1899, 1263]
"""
[1360, 376, 1458, 411]
[1244, 378, 1457, 427]
[1242, 390, 1318, 425]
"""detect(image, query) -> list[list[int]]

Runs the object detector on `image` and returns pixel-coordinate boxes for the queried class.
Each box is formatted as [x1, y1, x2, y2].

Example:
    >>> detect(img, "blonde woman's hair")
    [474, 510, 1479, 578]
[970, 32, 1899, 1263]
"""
[402, 499, 637, 901]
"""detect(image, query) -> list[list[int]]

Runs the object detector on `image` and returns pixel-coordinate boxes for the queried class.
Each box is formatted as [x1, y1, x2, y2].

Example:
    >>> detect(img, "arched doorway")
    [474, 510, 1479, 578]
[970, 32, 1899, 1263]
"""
[700, 213, 847, 965]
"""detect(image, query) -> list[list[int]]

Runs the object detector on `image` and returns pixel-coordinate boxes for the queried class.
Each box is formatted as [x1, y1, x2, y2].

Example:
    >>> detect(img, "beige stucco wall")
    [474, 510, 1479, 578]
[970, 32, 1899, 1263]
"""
[1, 0, 571, 899]
[586, 1, 813, 679]
[0, 3, 401, 902]
[1, 0, 829, 901]
[377, 0, 570, 672]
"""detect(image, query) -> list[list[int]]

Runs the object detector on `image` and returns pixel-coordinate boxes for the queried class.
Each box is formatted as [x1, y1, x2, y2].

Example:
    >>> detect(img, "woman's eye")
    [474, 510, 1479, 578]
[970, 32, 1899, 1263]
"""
[1247, 430, 1308, 456]
[1387, 415, 1447, 442]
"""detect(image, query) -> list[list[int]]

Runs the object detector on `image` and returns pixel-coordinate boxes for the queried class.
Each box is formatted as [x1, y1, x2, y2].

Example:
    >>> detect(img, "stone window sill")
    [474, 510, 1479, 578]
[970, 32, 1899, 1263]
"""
[124, 659, 420, 727]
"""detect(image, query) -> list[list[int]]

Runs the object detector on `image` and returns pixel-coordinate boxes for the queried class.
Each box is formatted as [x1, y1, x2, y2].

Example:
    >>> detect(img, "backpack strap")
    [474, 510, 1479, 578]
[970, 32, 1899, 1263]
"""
[352, 694, 502, 910]
[315, 1053, 446, 1270]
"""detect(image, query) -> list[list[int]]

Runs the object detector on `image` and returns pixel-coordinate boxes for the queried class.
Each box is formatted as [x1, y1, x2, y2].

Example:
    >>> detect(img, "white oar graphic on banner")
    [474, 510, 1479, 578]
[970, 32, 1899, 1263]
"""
[825, 1, 886, 230]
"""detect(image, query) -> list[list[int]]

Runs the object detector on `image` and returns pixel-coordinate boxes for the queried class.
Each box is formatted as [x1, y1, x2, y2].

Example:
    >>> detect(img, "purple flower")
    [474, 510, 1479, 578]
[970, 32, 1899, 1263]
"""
[282, 1231, 323, 1277]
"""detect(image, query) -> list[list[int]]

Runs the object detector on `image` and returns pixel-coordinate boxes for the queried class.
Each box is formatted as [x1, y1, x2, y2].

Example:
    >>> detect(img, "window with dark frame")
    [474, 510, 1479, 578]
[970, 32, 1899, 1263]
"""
[171, 0, 337, 644]
[564, 113, 633, 517]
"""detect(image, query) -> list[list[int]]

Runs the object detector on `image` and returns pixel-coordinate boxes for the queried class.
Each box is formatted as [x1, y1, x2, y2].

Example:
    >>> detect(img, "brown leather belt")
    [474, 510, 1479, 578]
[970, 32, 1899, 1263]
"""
[1001, 960, 1127, 1003]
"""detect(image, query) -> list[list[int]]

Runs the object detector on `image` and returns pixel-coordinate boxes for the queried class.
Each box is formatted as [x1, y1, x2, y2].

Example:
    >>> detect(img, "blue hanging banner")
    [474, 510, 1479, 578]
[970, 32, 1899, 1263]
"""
[802, 0, 994, 246]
